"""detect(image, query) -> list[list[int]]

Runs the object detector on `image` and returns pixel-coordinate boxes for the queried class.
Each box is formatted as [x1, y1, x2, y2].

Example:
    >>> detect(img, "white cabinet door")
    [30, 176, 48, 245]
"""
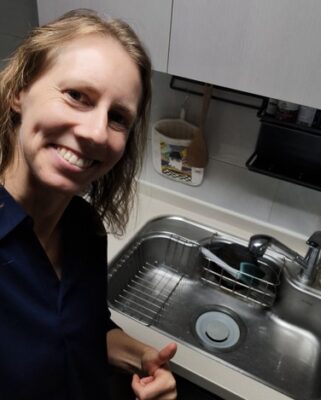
[37, 0, 172, 72]
[168, 0, 321, 108]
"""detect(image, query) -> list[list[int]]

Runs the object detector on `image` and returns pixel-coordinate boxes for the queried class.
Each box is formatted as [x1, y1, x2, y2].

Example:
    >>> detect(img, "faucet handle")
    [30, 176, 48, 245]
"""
[306, 231, 321, 248]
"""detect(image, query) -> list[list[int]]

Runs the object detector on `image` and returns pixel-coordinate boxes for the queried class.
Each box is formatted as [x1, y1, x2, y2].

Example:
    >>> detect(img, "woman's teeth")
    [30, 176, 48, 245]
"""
[56, 146, 93, 168]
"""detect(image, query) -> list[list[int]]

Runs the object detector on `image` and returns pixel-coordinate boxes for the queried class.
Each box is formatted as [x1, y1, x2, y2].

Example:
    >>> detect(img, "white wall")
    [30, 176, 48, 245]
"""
[0, 0, 38, 69]
[141, 72, 321, 238]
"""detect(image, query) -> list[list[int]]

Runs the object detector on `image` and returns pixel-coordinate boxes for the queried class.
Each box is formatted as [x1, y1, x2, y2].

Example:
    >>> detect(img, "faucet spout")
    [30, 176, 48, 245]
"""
[248, 234, 304, 264]
[248, 232, 321, 285]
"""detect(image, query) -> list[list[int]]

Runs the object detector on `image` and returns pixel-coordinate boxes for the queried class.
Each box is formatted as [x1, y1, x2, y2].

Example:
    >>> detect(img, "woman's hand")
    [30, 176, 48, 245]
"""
[131, 342, 177, 400]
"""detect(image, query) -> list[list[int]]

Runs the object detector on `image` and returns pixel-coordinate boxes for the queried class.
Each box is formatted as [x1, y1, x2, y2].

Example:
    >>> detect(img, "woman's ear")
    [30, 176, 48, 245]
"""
[11, 91, 23, 113]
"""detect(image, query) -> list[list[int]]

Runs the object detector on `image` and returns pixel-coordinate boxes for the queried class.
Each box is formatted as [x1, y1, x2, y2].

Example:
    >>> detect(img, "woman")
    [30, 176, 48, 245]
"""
[0, 8, 177, 400]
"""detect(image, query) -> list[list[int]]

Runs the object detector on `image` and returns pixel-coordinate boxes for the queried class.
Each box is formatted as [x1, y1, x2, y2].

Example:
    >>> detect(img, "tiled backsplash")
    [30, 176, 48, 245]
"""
[143, 71, 321, 238]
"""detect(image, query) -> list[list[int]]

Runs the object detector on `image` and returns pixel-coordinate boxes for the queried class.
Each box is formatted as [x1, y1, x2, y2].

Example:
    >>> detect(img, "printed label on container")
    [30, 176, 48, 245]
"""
[160, 141, 192, 182]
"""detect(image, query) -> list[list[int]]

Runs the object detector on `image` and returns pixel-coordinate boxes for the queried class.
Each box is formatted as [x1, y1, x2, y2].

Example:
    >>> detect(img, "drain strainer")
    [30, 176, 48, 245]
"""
[195, 311, 240, 350]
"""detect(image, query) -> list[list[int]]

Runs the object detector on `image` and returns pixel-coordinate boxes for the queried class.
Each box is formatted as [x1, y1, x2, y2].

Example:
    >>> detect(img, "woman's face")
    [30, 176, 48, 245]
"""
[11, 34, 142, 196]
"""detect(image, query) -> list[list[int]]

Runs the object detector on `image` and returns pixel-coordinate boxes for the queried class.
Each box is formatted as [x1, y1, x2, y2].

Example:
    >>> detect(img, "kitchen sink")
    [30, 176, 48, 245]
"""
[108, 216, 321, 400]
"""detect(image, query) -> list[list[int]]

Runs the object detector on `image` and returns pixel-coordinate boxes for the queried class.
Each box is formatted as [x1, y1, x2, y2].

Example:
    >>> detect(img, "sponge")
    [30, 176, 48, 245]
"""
[240, 262, 265, 285]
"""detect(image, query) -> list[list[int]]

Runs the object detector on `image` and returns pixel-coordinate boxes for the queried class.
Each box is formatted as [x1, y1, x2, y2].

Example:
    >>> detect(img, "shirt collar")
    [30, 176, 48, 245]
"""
[0, 185, 30, 240]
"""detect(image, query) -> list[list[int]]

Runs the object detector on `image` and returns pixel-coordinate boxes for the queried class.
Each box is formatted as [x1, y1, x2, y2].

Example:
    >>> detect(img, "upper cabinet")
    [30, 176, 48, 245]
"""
[36, 0, 172, 72]
[37, 0, 321, 108]
[168, 0, 321, 109]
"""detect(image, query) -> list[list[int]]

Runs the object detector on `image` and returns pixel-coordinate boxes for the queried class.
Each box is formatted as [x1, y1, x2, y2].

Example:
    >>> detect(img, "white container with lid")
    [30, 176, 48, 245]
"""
[152, 118, 204, 186]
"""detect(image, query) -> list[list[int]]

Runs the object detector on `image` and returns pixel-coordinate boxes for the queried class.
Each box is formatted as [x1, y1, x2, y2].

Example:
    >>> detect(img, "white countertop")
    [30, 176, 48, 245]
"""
[108, 180, 304, 400]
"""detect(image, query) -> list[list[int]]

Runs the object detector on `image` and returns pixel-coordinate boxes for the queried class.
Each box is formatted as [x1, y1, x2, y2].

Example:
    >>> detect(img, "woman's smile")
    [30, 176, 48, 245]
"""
[55, 145, 95, 169]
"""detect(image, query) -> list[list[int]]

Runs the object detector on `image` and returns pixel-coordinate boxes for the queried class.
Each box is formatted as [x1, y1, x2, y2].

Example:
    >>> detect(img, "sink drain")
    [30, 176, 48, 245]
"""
[195, 310, 241, 350]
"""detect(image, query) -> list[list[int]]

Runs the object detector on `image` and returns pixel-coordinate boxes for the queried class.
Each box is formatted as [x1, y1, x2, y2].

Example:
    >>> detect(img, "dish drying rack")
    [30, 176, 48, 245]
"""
[201, 256, 280, 308]
[108, 234, 283, 326]
[108, 234, 193, 326]
[110, 260, 183, 326]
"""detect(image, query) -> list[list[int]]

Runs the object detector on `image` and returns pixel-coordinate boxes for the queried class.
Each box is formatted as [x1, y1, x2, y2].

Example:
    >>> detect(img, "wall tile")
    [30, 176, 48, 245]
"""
[269, 181, 321, 236]
[141, 141, 278, 223]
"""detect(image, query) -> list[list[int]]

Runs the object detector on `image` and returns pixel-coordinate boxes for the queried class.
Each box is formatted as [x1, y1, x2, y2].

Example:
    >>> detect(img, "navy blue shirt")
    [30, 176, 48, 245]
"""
[0, 186, 118, 400]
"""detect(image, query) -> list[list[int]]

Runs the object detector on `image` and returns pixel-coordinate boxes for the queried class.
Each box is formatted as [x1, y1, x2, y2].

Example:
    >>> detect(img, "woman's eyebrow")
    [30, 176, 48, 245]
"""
[59, 78, 100, 94]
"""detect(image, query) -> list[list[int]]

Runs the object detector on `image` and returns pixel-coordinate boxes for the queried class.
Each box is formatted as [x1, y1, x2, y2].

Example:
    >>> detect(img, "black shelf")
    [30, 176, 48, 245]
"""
[260, 115, 321, 136]
[246, 121, 321, 191]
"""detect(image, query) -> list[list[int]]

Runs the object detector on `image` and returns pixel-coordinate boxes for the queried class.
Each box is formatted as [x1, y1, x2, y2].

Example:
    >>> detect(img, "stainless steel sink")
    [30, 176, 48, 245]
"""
[108, 216, 321, 400]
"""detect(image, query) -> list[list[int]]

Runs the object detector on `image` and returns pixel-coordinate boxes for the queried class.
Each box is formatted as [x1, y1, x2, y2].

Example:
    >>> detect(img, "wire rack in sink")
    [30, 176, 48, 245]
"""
[108, 234, 195, 325]
[110, 261, 184, 325]
[108, 233, 283, 324]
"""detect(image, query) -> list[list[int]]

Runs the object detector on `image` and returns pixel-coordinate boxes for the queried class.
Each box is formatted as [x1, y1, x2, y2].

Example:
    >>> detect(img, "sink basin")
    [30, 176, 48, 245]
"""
[108, 216, 321, 400]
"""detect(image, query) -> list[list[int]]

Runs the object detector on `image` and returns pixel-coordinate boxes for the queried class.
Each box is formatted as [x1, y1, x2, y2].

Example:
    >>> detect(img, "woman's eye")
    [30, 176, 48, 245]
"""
[109, 110, 131, 132]
[66, 90, 89, 105]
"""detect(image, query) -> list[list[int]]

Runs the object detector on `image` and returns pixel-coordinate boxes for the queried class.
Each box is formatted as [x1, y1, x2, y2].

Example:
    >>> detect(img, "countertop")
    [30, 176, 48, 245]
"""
[108, 180, 305, 400]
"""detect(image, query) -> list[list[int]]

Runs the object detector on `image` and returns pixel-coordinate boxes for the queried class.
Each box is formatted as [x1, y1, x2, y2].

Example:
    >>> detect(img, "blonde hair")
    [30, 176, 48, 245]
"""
[0, 9, 152, 235]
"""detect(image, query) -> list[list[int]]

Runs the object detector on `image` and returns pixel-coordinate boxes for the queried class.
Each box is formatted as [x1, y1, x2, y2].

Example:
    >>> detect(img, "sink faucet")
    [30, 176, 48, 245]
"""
[248, 231, 321, 285]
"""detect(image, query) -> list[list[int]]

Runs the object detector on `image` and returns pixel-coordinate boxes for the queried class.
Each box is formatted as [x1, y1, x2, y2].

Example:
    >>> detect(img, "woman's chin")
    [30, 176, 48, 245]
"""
[36, 177, 88, 197]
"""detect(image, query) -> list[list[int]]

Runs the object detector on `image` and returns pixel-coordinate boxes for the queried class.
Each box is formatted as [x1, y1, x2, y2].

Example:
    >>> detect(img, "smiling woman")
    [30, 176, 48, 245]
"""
[9, 33, 141, 198]
[0, 8, 177, 400]
[0, 8, 151, 236]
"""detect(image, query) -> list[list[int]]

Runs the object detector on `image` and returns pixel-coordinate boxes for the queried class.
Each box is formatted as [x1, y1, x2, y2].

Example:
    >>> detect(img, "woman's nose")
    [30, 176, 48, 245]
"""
[75, 107, 108, 146]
